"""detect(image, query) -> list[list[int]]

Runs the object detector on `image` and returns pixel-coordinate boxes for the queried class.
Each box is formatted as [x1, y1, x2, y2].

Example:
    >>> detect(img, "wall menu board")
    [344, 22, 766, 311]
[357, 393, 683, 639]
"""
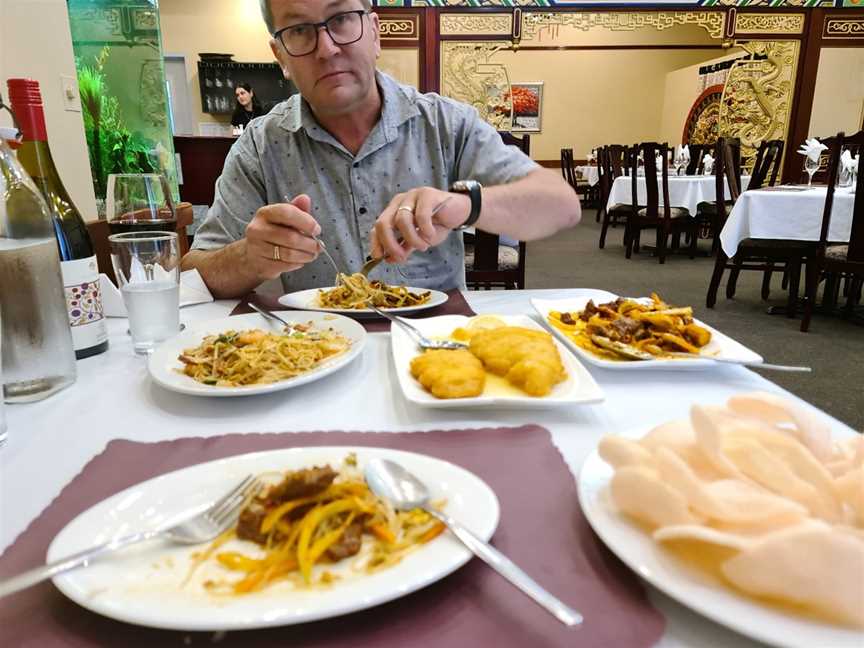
[197, 60, 297, 115]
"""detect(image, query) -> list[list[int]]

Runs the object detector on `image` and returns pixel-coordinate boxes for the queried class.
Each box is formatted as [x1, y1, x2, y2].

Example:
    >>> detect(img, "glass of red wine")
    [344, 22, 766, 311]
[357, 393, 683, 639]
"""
[106, 174, 176, 236]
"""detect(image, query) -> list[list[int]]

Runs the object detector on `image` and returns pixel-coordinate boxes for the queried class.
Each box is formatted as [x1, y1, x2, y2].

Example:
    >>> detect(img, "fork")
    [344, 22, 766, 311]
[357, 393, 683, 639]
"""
[248, 303, 299, 335]
[360, 196, 455, 278]
[0, 475, 261, 599]
[366, 303, 467, 350]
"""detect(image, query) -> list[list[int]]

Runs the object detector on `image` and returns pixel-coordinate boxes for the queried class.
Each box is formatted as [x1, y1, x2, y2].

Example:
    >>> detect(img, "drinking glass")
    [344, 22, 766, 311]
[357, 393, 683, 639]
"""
[106, 174, 176, 236]
[804, 156, 820, 186]
[109, 232, 181, 356]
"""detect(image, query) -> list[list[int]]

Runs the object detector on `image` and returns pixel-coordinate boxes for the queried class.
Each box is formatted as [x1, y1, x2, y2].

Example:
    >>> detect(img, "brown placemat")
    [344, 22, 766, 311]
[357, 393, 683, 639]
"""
[231, 289, 475, 332]
[0, 427, 664, 647]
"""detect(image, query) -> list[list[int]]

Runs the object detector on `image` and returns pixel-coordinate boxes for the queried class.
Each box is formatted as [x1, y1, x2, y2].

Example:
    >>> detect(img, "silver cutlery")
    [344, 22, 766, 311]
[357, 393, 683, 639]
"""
[360, 196, 455, 278]
[365, 459, 582, 628]
[665, 352, 812, 373]
[366, 303, 466, 350]
[248, 302, 299, 335]
[0, 475, 261, 599]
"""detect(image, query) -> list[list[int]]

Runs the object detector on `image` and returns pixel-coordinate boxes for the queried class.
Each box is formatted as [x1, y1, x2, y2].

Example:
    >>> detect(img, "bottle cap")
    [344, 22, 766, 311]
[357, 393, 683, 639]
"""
[7, 78, 43, 107]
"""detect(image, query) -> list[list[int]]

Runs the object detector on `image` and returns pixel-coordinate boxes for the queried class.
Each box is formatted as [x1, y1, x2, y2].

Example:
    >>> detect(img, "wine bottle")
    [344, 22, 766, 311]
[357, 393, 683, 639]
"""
[0, 137, 77, 402]
[8, 78, 108, 359]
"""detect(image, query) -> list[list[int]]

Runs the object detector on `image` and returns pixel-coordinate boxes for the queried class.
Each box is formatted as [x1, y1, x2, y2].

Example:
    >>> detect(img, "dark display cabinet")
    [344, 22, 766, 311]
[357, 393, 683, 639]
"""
[198, 59, 297, 114]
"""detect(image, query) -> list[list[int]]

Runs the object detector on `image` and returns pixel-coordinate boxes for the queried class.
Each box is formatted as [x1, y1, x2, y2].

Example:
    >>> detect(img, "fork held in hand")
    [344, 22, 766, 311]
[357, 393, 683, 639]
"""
[0, 475, 260, 599]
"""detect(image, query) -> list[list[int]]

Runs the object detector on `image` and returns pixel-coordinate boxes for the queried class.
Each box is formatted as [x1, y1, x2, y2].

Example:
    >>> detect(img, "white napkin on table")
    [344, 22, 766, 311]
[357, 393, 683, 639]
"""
[797, 138, 828, 162]
[682, 145, 690, 161]
[100, 268, 214, 318]
[702, 153, 714, 174]
[587, 150, 596, 163]
[841, 149, 858, 174]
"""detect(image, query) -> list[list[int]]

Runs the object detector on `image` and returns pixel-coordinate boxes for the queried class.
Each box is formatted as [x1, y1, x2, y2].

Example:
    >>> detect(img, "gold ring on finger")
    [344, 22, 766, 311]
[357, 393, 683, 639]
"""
[273, 244, 281, 262]
[397, 205, 415, 214]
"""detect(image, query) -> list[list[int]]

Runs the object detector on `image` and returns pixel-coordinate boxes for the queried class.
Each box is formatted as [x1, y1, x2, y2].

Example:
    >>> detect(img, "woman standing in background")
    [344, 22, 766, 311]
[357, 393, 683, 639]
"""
[231, 83, 265, 128]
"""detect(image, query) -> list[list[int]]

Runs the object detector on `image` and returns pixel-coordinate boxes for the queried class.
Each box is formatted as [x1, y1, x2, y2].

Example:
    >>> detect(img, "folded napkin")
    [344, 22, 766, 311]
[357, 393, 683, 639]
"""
[587, 150, 596, 162]
[797, 137, 828, 162]
[702, 153, 714, 175]
[100, 268, 214, 317]
[682, 144, 690, 161]
[841, 149, 858, 174]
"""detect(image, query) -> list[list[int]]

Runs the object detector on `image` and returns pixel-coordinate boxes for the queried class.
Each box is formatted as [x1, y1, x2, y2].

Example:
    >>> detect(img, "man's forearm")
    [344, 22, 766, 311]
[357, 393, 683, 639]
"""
[473, 168, 581, 240]
[180, 241, 263, 299]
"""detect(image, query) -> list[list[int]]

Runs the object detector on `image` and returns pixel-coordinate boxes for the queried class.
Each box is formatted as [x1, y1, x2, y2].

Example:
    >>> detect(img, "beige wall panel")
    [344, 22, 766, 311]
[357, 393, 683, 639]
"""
[159, 0, 275, 130]
[809, 47, 864, 138]
[378, 49, 420, 89]
[467, 49, 715, 160]
[660, 50, 743, 145]
[0, 0, 98, 221]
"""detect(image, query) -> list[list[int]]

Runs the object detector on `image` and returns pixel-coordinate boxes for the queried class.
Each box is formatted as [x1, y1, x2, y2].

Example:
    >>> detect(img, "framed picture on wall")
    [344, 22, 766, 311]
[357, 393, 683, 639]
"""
[509, 82, 543, 133]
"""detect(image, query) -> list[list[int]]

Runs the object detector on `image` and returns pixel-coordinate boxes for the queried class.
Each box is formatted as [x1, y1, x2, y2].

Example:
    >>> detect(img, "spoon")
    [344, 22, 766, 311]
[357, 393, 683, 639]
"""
[364, 458, 583, 627]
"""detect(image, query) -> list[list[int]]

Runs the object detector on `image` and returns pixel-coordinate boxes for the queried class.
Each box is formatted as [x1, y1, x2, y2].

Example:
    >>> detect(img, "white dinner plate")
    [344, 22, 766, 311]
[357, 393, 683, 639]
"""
[49, 446, 500, 631]
[278, 287, 449, 315]
[532, 290, 763, 370]
[148, 312, 366, 397]
[578, 427, 862, 648]
[391, 314, 604, 409]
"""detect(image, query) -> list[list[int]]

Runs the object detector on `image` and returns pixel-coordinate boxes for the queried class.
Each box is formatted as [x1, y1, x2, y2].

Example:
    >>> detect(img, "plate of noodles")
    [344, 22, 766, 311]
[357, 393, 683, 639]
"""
[48, 446, 500, 631]
[147, 311, 366, 397]
[278, 273, 448, 315]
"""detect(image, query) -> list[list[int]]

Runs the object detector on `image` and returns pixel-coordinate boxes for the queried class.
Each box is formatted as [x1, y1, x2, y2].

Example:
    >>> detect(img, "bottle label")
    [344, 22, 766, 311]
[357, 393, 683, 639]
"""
[61, 255, 108, 350]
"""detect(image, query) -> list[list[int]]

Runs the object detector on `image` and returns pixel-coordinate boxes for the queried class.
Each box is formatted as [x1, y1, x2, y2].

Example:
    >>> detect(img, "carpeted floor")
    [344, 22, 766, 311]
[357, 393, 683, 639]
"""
[524, 208, 864, 431]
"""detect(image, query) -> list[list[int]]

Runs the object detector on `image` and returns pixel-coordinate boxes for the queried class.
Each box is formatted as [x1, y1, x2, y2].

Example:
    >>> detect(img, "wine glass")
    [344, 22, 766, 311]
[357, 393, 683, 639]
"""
[106, 174, 176, 236]
[804, 156, 820, 187]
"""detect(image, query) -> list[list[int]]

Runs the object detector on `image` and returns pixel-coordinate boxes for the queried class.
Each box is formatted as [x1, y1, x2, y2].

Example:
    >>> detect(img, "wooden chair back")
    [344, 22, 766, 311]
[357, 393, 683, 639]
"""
[747, 139, 784, 190]
[715, 137, 742, 210]
[685, 144, 706, 175]
[560, 148, 577, 189]
[818, 130, 864, 263]
[607, 145, 629, 178]
[466, 134, 530, 289]
[631, 142, 672, 220]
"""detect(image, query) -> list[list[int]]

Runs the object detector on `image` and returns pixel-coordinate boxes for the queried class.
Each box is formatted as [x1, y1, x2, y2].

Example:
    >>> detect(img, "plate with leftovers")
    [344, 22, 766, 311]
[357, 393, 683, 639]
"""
[148, 312, 366, 397]
[278, 273, 448, 315]
[391, 313, 604, 409]
[578, 392, 864, 648]
[532, 290, 762, 370]
[49, 447, 499, 631]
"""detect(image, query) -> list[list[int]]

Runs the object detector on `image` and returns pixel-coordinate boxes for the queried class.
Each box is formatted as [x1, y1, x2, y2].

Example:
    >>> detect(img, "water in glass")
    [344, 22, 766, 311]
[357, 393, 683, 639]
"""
[123, 282, 180, 354]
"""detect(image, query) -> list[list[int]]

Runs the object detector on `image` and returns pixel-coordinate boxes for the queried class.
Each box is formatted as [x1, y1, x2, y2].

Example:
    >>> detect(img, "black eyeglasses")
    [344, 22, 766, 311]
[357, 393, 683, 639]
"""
[274, 10, 369, 58]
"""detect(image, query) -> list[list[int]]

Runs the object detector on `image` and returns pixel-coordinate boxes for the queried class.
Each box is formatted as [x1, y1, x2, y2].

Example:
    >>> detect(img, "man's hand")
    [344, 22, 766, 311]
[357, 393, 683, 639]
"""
[243, 194, 321, 281]
[371, 187, 470, 264]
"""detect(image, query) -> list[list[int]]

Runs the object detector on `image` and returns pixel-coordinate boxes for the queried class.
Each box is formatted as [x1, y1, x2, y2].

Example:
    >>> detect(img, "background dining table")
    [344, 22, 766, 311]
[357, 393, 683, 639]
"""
[607, 174, 751, 217]
[719, 185, 857, 258]
[1, 289, 852, 648]
[576, 165, 600, 187]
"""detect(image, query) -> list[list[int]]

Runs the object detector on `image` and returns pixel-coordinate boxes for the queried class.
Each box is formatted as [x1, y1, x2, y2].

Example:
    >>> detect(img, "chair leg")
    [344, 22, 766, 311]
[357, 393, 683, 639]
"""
[787, 260, 802, 319]
[625, 223, 635, 259]
[634, 230, 641, 254]
[599, 210, 612, 249]
[781, 269, 790, 290]
[706, 251, 727, 308]
[688, 226, 697, 259]
[657, 227, 667, 265]
[726, 259, 742, 299]
[800, 261, 820, 332]
[761, 263, 774, 301]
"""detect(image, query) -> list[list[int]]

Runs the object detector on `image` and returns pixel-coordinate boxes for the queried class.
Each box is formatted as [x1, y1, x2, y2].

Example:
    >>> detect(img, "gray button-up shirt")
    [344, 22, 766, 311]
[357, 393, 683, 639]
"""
[191, 71, 539, 291]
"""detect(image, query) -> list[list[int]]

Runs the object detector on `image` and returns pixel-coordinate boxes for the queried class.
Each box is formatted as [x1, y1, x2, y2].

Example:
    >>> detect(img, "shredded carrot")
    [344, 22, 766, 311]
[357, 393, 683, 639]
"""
[419, 522, 446, 544]
[369, 523, 396, 544]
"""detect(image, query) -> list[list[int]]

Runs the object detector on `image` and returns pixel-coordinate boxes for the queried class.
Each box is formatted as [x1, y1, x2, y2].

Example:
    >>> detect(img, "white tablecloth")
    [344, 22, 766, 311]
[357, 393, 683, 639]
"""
[3, 290, 851, 648]
[575, 165, 599, 187]
[607, 175, 750, 217]
[720, 186, 857, 258]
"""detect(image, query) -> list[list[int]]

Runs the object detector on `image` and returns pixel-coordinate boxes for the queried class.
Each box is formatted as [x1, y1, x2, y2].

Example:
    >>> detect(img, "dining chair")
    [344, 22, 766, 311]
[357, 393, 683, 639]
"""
[625, 142, 698, 263]
[706, 137, 813, 313]
[464, 133, 530, 290]
[684, 143, 706, 176]
[747, 139, 784, 191]
[598, 144, 633, 249]
[560, 148, 577, 190]
[800, 129, 864, 332]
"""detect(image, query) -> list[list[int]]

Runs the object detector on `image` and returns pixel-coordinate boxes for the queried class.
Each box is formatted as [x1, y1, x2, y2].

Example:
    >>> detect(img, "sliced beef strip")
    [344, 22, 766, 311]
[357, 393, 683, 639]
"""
[265, 466, 337, 505]
[325, 520, 365, 561]
[609, 316, 642, 342]
[236, 500, 270, 544]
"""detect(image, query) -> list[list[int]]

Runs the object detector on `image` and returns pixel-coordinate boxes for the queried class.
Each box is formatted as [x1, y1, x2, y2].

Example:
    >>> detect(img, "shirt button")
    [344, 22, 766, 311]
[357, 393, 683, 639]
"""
[359, 207, 367, 215]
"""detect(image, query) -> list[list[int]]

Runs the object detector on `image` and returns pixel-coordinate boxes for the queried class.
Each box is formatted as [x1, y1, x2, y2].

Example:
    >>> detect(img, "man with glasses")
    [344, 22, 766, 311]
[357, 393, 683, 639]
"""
[183, 0, 581, 298]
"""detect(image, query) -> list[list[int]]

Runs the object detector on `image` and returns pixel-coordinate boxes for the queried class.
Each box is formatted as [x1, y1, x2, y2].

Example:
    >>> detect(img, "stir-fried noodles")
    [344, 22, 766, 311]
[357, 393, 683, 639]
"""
[318, 273, 431, 310]
[178, 326, 350, 387]
[189, 456, 446, 594]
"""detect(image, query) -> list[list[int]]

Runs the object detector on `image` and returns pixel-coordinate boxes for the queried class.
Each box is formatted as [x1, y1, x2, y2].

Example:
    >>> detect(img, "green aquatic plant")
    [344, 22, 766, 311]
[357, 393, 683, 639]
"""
[76, 46, 155, 199]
